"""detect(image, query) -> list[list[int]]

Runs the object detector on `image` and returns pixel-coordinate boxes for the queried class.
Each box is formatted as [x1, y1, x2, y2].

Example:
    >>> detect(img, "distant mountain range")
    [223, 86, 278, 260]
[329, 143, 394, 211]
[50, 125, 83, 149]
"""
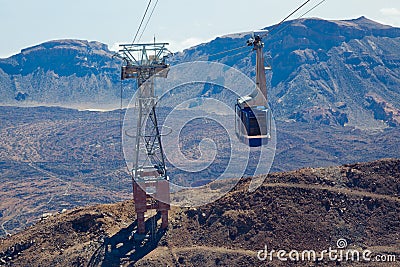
[0, 17, 399, 129]
[0, 40, 125, 110]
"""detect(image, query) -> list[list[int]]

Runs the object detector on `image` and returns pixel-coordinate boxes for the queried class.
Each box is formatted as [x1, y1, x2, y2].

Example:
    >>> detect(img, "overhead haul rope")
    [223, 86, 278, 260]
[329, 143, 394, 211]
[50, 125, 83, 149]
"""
[216, 48, 254, 62]
[196, 45, 250, 61]
[131, 0, 153, 44]
[119, 0, 155, 165]
[268, 0, 313, 35]
[119, 79, 124, 151]
[138, 0, 160, 43]
[272, 0, 328, 37]
[190, 0, 328, 62]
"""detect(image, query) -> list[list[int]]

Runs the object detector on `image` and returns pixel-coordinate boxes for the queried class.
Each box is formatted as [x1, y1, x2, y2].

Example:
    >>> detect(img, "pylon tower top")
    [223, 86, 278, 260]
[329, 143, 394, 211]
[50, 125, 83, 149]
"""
[118, 43, 171, 82]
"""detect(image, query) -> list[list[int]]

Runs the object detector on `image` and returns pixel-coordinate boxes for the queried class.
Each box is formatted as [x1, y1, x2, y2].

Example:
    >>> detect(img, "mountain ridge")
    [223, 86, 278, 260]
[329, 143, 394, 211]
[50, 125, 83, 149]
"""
[0, 39, 125, 110]
[1, 17, 399, 129]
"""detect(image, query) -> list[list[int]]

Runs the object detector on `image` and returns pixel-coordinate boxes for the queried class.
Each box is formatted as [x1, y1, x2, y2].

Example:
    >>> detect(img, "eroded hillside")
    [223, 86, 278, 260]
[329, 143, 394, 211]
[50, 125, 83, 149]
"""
[1, 159, 399, 266]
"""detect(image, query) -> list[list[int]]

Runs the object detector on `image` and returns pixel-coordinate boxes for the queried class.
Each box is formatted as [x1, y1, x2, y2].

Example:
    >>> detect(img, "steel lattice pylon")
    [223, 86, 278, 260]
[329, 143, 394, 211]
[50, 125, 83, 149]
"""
[118, 43, 171, 235]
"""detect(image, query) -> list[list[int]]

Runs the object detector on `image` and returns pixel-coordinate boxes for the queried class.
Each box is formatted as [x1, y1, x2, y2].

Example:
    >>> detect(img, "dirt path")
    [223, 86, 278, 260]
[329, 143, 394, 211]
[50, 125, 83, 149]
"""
[261, 182, 400, 203]
[27, 162, 71, 198]
[1, 220, 10, 236]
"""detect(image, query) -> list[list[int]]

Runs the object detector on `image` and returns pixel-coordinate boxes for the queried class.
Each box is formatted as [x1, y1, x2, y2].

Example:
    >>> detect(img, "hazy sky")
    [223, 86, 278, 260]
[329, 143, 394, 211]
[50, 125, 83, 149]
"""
[1, 0, 399, 58]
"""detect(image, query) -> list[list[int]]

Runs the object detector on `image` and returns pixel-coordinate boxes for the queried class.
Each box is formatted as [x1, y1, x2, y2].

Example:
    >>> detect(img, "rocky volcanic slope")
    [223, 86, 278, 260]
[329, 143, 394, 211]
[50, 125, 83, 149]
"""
[1, 158, 399, 266]
[174, 16, 400, 129]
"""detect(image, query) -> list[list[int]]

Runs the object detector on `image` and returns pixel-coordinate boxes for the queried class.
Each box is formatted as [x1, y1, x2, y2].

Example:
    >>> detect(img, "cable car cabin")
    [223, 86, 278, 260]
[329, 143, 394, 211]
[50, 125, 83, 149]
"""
[235, 102, 270, 147]
[235, 33, 272, 147]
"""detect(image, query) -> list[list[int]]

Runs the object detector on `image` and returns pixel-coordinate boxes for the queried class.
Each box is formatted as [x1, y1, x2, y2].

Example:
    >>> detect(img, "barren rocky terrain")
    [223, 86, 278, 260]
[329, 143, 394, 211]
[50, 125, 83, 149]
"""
[0, 158, 399, 266]
[0, 107, 132, 236]
[1, 106, 399, 239]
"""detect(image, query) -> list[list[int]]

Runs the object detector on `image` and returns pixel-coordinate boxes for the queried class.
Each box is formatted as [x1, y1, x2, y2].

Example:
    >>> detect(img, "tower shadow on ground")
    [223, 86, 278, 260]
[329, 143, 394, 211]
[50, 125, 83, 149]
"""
[88, 212, 167, 267]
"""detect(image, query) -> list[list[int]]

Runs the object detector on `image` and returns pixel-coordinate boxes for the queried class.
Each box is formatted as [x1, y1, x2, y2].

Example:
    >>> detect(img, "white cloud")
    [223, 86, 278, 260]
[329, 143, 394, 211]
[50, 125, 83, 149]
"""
[109, 42, 122, 52]
[181, 37, 207, 48]
[380, 7, 400, 16]
[167, 37, 215, 53]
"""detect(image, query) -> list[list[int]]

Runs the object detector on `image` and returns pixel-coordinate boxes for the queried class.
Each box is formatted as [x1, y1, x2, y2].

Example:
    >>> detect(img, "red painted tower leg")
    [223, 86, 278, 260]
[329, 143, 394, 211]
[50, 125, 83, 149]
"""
[156, 179, 170, 230]
[133, 176, 170, 234]
[160, 210, 168, 229]
[134, 181, 148, 234]
[137, 212, 145, 234]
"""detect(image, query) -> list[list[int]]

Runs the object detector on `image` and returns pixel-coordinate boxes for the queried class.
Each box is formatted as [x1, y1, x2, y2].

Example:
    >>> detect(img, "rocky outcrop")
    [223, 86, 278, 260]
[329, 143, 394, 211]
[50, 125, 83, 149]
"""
[0, 240, 35, 265]
[0, 40, 131, 109]
[289, 106, 348, 126]
[365, 93, 400, 126]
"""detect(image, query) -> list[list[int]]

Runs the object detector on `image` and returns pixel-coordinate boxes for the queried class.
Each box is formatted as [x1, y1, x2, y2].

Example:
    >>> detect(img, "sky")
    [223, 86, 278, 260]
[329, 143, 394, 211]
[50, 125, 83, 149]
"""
[0, 0, 400, 58]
